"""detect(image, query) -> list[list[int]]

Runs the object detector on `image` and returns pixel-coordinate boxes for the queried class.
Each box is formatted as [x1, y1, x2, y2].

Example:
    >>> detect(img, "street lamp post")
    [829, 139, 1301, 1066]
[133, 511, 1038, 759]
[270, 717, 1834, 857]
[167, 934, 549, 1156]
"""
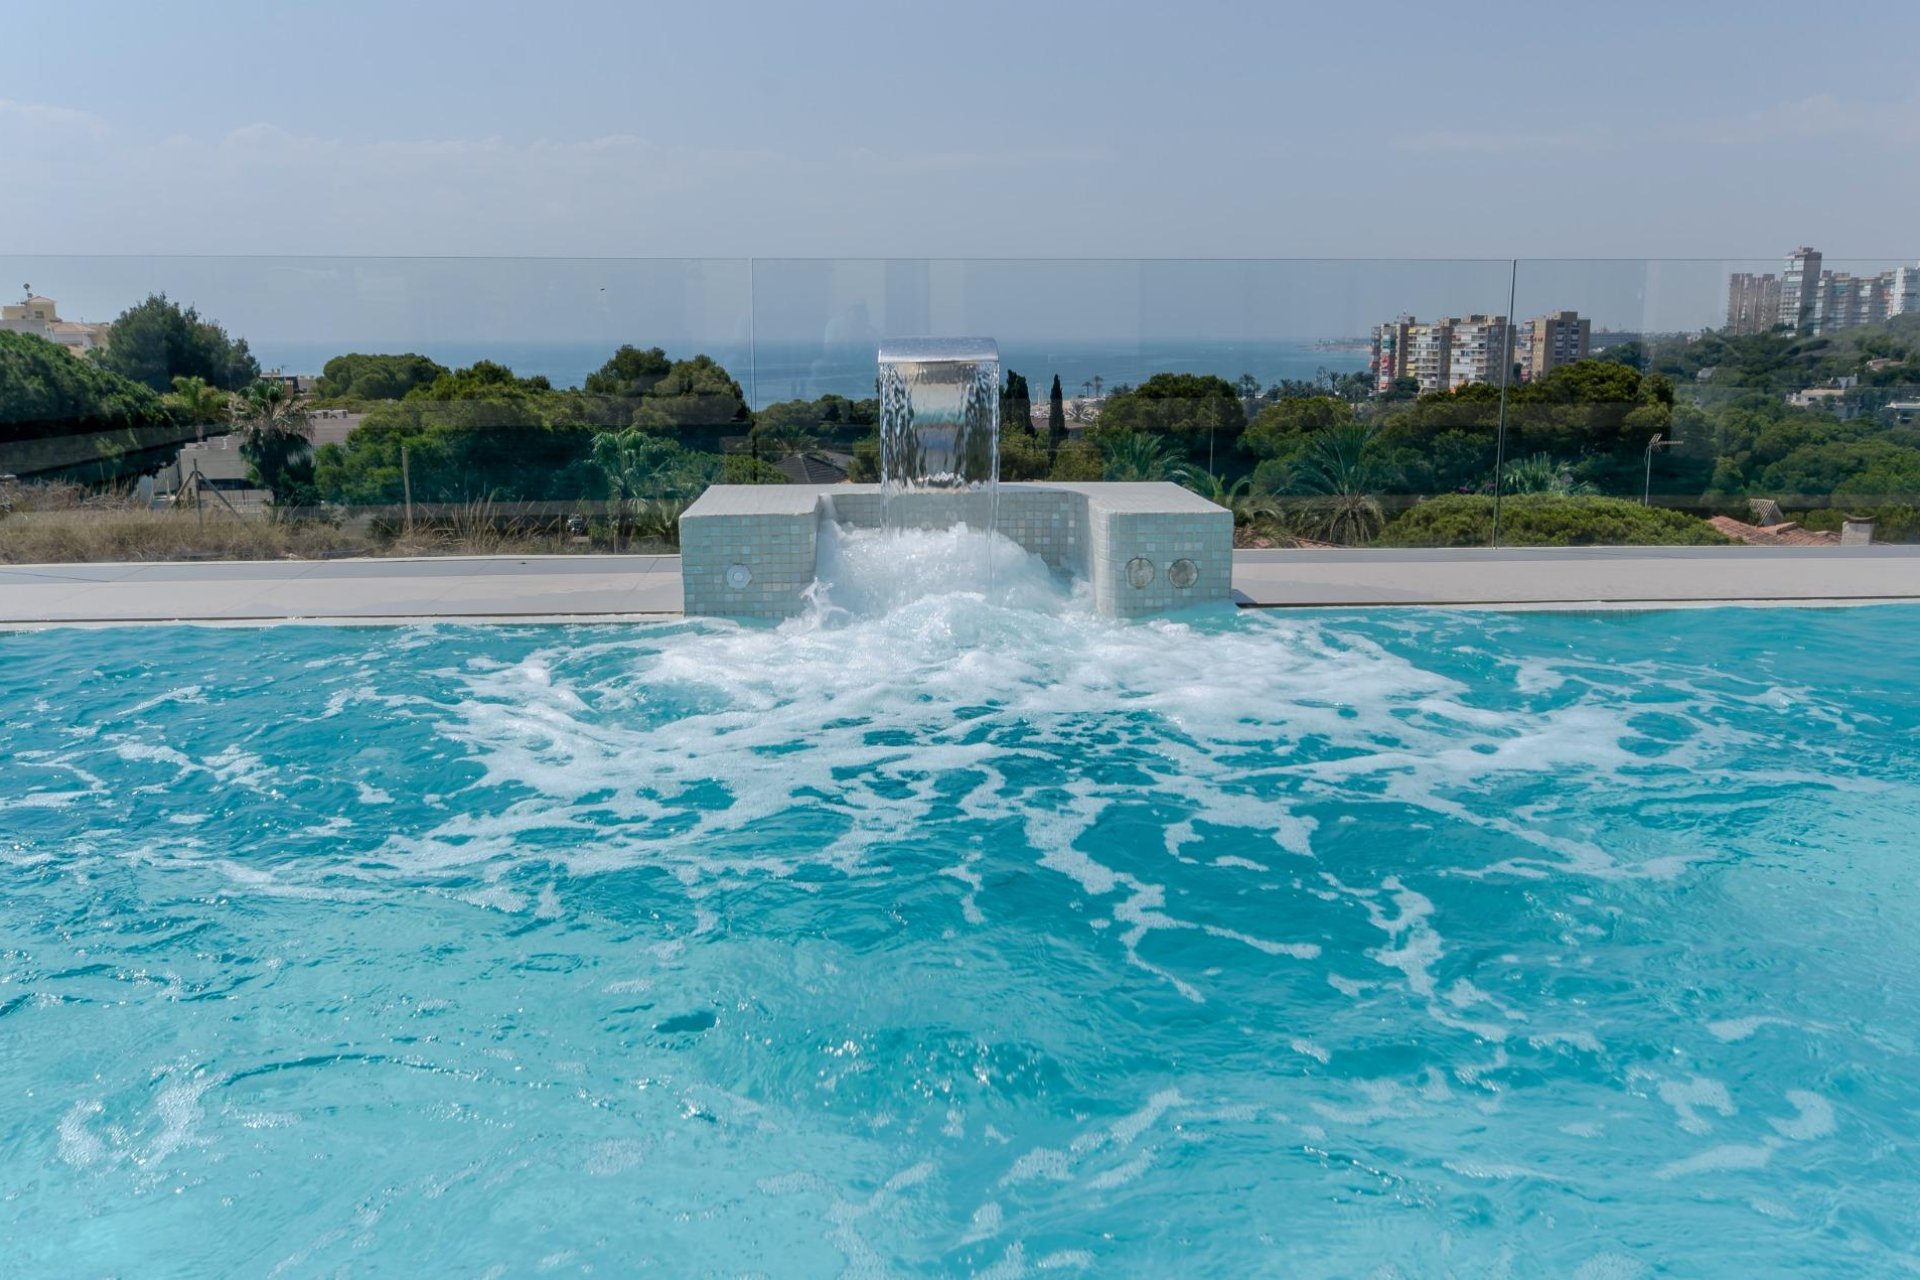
[1643, 433, 1677, 506]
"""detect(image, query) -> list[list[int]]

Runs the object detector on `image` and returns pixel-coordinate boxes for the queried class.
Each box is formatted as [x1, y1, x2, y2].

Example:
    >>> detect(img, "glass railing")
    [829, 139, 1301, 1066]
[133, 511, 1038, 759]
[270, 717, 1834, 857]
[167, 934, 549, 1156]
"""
[3, 255, 1916, 562]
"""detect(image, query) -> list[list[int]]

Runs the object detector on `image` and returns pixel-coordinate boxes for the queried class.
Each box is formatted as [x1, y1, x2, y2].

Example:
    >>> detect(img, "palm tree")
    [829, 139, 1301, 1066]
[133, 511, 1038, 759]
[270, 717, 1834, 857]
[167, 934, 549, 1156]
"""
[1290, 423, 1387, 545]
[591, 427, 655, 549]
[168, 375, 228, 442]
[231, 379, 314, 507]
[1100, 431, 1178, 481]
[1172, 465, 1276, 527]
[1235, 374, 1262, 415]
[1499, 452, 1596, 496]
[753, 420, 818, 460]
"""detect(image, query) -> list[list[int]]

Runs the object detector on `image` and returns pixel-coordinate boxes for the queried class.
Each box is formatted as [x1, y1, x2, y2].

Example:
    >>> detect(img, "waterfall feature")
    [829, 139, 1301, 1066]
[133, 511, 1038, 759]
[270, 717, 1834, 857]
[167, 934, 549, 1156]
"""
[682, 334, 1232, 620]
[877, 338, 1001, 537]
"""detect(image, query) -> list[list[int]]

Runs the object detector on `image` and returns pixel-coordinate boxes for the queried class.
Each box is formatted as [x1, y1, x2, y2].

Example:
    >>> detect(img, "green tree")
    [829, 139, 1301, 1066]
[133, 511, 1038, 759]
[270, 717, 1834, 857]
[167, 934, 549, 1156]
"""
[584, 345, 673, 397]
[314, 352, 759, 507]
[627, 354, 752, 443]
[750, 393, 879, 460]
[1242, 395, 1355, 461]
[998, 383, 1050, 480]
[410, 360, 552, 401]
[848, 435, 881, 483]
[1174, 466, 1271, 527]
[92, 294, 260, 392]
[1047, 374, 1066, 456]
[315, 353, 449, 401]
[1092, 373, 1247, 472]
[1499, 453, 1596, 496]
[1001, 370, 1034, 440]
[1047, 439, 1103, 481]
[233, 379, 315, 505]
[1100, 431, 1179, 481]
[750, 406, 819, 460]
[167, 375, 229, 439]
[1289, 423, 1388, 545]
[591, 427, 671, 547]
[1234, 374, 1262, 416]
[1759, 439, 1920, 502]
[0, 331, 168, 432]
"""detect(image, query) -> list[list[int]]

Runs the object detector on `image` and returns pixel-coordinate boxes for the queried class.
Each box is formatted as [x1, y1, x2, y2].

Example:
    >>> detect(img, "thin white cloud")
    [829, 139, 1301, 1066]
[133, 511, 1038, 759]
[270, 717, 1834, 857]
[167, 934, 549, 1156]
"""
[0, 97, 110, 143]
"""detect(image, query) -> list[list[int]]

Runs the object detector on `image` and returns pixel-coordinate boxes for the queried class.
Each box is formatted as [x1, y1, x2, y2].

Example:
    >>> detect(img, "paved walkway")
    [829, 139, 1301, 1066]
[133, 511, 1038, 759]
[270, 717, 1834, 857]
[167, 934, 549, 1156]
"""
[3, 547, 1919, 626]
[1231, 546, 1920, 608]
[0, 556, 682, 625]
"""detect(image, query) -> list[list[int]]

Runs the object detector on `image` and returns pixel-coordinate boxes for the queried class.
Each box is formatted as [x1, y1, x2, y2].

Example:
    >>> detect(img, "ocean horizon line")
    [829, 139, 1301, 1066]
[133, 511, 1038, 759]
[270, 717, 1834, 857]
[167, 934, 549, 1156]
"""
[253, 336, 1374, 408]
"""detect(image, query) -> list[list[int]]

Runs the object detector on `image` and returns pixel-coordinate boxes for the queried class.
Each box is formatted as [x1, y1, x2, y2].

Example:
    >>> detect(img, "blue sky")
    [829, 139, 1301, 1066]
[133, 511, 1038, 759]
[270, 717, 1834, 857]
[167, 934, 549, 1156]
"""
[4, 1, 1918, 343]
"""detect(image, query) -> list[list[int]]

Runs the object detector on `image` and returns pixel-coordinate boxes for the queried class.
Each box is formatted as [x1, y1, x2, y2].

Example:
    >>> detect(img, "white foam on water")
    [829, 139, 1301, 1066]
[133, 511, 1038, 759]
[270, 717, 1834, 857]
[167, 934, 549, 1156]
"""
[1654, 1138, 1781, 1181]
[1443, 1160, 1562, 1182]
[1657, 1076, 1736, 1136]
[397, 572, 1683, 1004]
[1289, 1038, 1331, 1064]
[1706, 1016, 1795, 1043]
[1109, 1088, 1185, 1146]
[57, 1099, 108, 1168]
[1085, 1150, 1155, 1190]
[1769, 1090, 1836, 1141]
[59, 538, 1881, 1123]
[960, 1200, 1003, 1243]
[55, 1067, 218, 1177]
[1572, 1255, 1653, 1280]
[812, 522, 1080, 619]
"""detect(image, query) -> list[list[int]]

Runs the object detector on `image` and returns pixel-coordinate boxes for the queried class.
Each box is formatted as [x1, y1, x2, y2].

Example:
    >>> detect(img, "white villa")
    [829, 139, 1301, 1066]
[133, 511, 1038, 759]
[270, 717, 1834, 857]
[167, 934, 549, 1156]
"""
[1, 292, 112, 356]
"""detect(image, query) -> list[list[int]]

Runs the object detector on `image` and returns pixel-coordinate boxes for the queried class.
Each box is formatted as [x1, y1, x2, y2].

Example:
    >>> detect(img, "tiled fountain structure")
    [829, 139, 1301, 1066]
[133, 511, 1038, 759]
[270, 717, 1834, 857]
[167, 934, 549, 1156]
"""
[680, 339, 1233, 620]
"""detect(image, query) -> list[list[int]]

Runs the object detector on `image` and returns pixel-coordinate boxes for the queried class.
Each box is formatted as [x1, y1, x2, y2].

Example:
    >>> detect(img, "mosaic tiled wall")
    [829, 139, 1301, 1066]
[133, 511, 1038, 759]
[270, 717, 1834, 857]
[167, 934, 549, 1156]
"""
[680, 483, 1231, 619]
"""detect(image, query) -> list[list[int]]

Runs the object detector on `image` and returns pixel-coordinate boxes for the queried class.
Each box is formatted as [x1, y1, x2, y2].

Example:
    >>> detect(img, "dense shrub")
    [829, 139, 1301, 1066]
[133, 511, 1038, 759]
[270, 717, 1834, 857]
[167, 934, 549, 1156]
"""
[1377, 494, 1732, 547]
[0, 331, 177, 441]
[91, 294, 259, 392]
[315, 353, 449, 401]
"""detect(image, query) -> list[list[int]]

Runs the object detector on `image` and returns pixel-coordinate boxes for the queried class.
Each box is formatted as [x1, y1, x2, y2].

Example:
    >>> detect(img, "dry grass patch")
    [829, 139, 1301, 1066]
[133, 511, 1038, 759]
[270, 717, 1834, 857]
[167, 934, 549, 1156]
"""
[0, 507, 364, 564]
[0, 480, 678, 563]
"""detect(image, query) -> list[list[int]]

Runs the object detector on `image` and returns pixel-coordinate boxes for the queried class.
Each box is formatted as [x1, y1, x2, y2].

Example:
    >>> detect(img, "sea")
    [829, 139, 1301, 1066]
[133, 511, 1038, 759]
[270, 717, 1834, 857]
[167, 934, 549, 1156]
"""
[253, 339, 1370, 408]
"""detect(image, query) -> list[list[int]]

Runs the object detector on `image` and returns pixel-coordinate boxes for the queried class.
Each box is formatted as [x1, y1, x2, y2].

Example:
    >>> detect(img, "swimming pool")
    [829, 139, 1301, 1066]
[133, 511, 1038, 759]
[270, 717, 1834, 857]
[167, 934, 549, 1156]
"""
[4, 557, 1919, 1275]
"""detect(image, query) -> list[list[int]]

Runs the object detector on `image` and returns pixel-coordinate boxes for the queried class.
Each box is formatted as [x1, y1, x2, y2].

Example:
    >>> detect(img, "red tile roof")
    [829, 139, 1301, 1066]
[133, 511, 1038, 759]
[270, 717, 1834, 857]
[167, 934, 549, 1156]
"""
[1707, 516, 1839, 546]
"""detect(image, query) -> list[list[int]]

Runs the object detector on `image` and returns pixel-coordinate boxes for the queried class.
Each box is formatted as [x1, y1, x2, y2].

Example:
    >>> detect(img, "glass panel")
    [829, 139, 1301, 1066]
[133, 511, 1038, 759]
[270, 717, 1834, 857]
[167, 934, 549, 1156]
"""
[0, 256, 754, 557]
[750, 258, 1517, 547]
[1501, 256, 1920, 546]
[10, 255, 1913, 566]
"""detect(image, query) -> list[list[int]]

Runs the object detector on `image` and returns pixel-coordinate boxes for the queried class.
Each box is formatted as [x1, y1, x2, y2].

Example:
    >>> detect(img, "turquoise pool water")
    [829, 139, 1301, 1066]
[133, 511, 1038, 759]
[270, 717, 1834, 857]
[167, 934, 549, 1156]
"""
[4, 561, 1919, 1275]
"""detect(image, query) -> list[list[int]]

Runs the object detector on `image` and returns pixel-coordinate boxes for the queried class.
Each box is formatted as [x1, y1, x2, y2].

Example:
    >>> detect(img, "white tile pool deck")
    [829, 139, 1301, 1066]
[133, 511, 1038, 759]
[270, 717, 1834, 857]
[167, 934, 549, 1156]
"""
[3, 546, 1920, 626]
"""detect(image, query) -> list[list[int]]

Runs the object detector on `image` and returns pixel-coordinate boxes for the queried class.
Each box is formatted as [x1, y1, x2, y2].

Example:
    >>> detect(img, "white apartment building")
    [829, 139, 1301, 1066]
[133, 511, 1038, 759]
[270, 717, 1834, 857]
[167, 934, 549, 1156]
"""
[1813, 273, 1890, 334]
[1778, 246, 1823, 333]
[1890, 266, 1920, 319]
[1446, 315, 1512, 390]
[1723, 248, 1920, 335]
[1371, 314, 1515, 394]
